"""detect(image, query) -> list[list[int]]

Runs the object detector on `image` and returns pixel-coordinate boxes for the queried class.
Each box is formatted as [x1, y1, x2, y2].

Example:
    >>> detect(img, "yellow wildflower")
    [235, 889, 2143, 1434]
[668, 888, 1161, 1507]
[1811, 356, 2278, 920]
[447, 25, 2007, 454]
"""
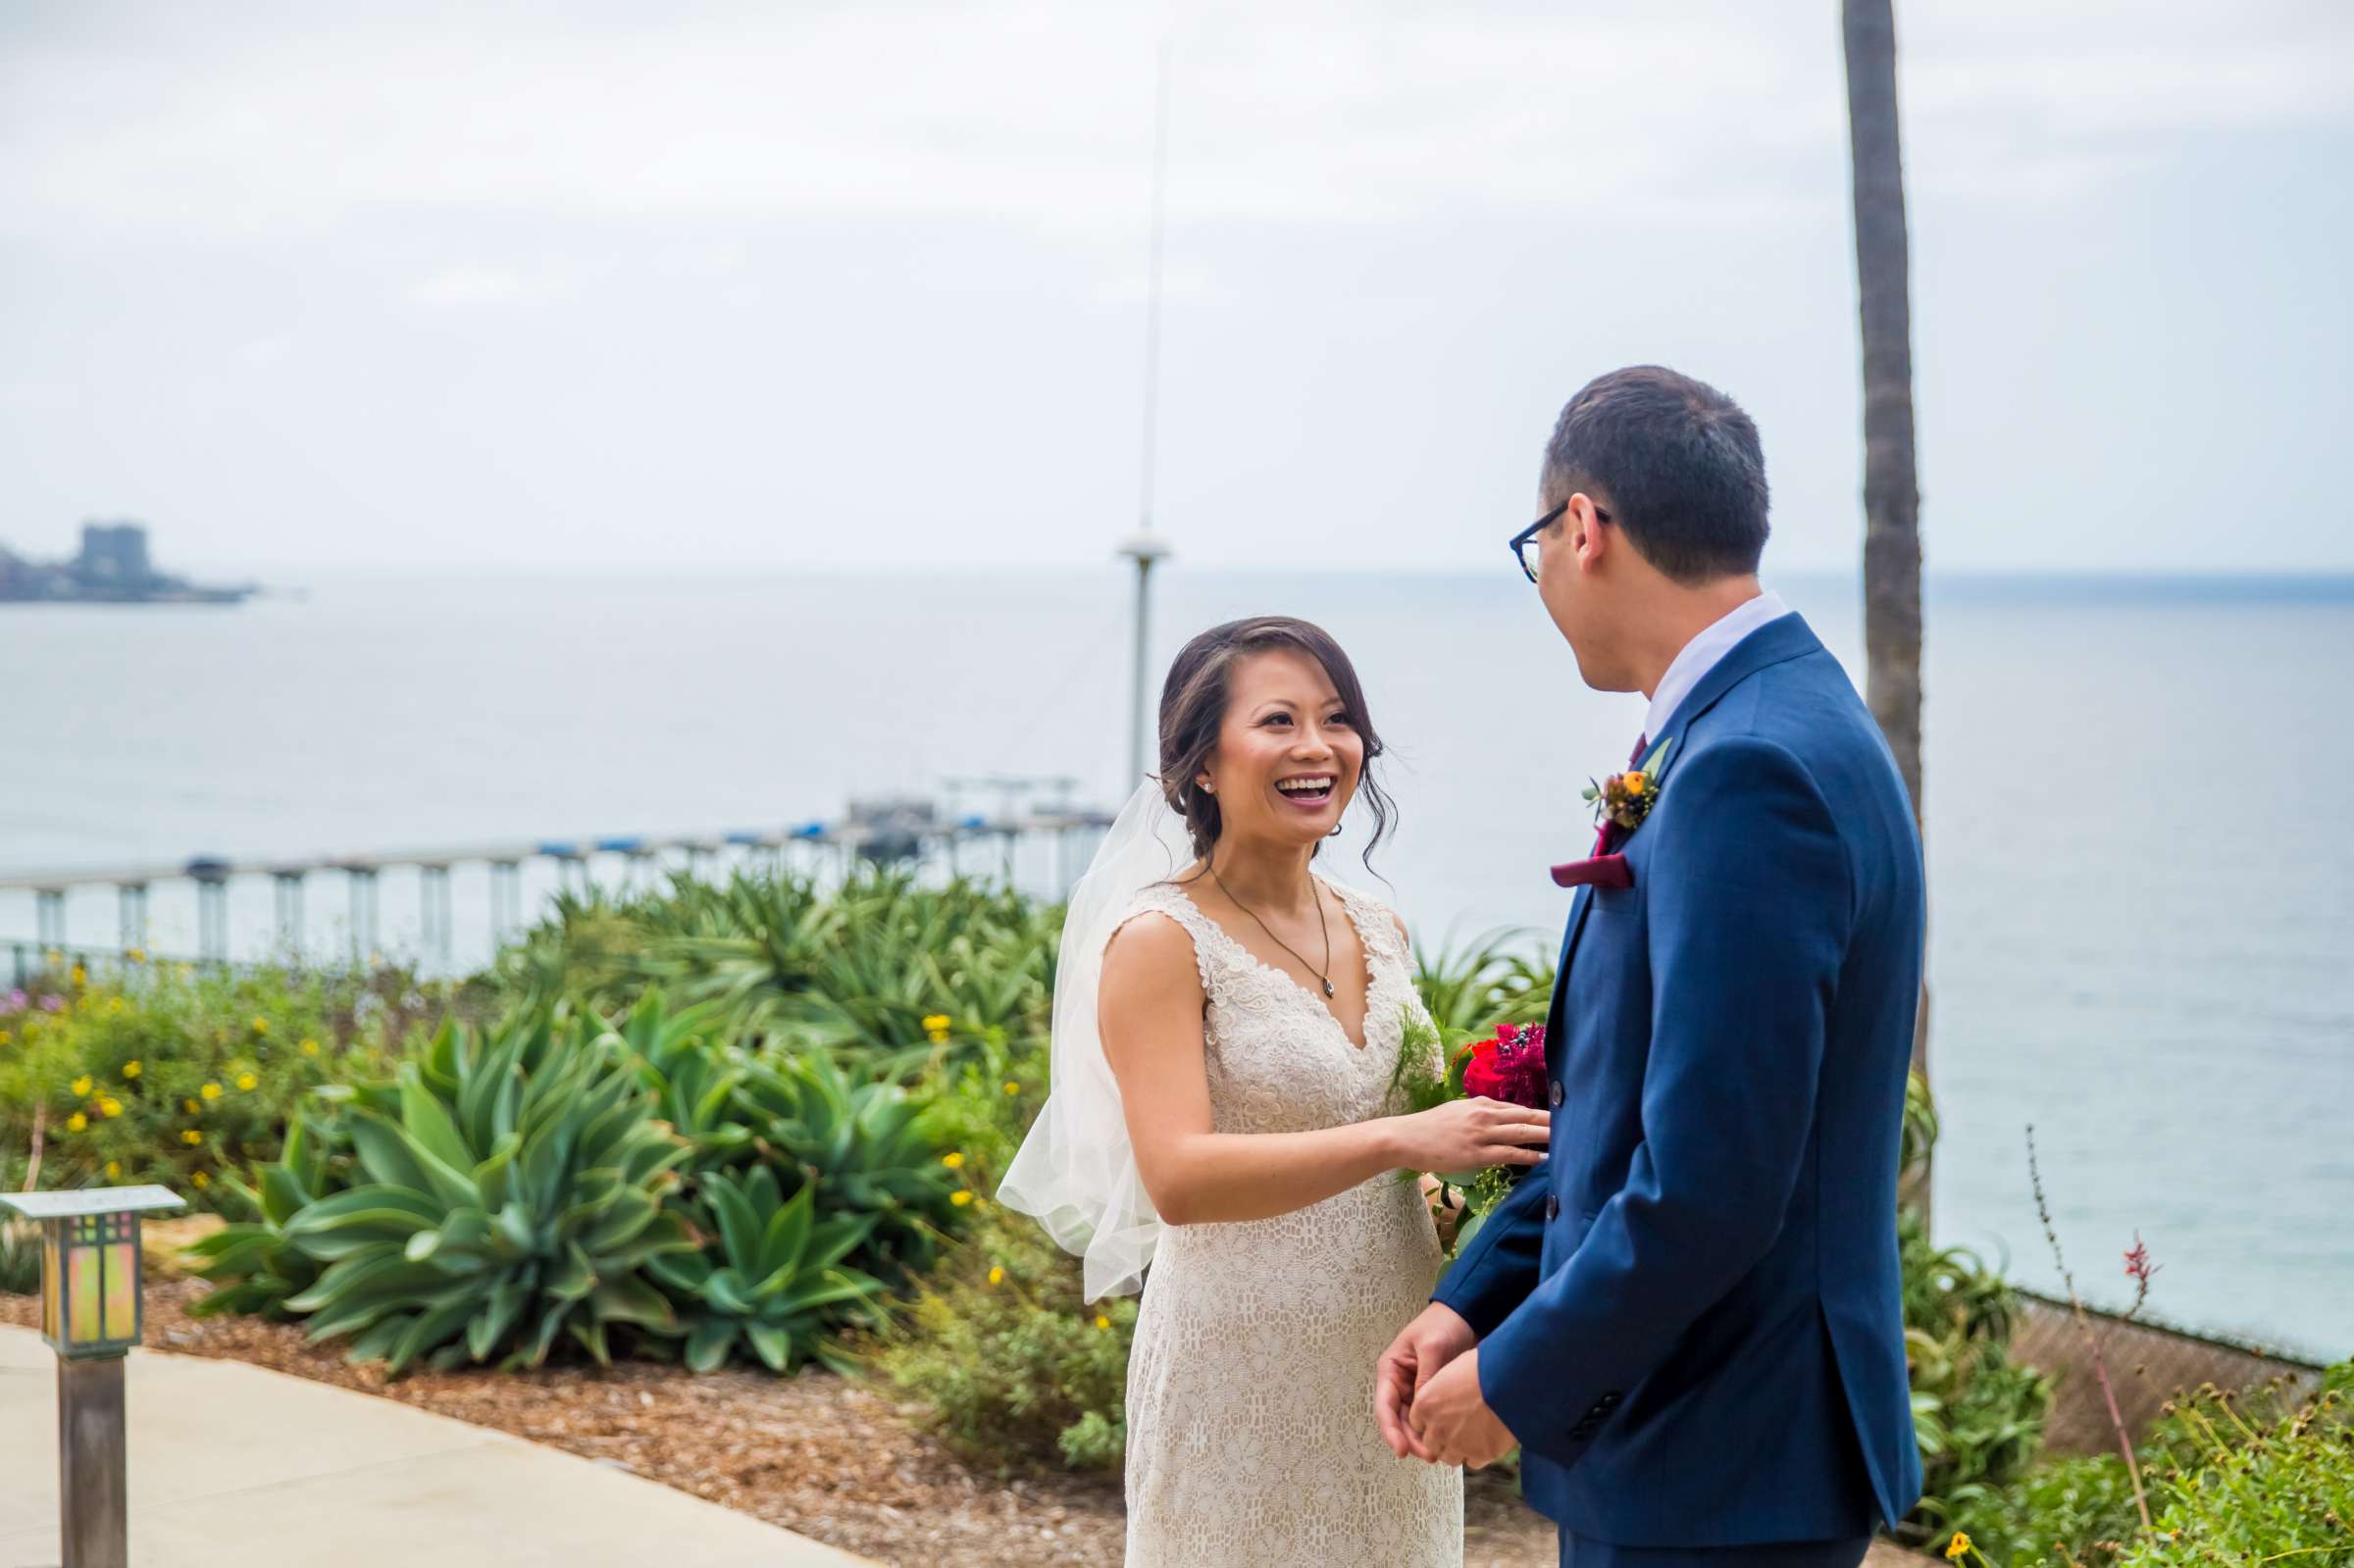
[99, 1096, 122, 1118]
[942, 1152, 965, 1170]
[988, 1266, 1005, 1286]
[1003, 1082, 1021, 1096]
[105, 1160, 121, 1178]
[0, 1031, 11, 1045]
[922, 1014, 951, 1033]
[200, 1083, 222, 1100]
[70, 965, 86, 986]
[236, 1073, 258, 1091]
[1945, 1534, 1972, 1563]
[183, 1097, 201, 1114]
[105, 996, 125, 1016]
[950, 1190, 973, 1207]
[300, 1037, 321, 1056]
[249, 1016, 270, 1036]
[927, 1028, 950, 1044]
[65, 1111, 87, 1133]
[126, 947, 146, 964]
[122, 1060, 141, 1079]
[180, 1130, 203, 1145]
[72, 1074, 93, 1096]
[1094, 1315, 1111, 1331]
[191, 1171, 209, 1189]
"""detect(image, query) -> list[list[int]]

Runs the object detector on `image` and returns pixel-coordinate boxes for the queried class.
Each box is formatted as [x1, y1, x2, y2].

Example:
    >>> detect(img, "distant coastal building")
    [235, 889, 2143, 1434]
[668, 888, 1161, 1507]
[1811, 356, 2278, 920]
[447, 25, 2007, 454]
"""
[0, 521, 254, 605]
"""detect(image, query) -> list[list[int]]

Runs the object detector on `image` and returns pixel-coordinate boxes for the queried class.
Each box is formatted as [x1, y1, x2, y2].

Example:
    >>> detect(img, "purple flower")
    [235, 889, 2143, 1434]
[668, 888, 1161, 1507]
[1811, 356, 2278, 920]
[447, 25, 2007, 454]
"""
[38, 994, 65, 1013]
[3, 988, 24, 1012]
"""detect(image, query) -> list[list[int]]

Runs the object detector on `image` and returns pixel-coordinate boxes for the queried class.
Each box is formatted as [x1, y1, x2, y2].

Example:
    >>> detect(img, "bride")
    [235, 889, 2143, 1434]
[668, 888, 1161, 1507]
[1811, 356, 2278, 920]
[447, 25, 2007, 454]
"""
[1000, 615, 1550, 1568]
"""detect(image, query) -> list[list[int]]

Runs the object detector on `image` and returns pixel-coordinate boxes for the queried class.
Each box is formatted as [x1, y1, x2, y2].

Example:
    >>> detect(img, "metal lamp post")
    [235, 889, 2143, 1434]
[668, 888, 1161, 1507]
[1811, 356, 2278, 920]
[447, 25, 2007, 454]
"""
[0, 1184, 185, 1568]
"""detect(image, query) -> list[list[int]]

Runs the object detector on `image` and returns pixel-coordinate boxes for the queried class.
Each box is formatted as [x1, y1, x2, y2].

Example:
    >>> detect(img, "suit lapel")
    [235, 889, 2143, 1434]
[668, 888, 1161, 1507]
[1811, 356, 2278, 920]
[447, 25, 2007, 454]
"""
[1543, 612, 1826, 1052]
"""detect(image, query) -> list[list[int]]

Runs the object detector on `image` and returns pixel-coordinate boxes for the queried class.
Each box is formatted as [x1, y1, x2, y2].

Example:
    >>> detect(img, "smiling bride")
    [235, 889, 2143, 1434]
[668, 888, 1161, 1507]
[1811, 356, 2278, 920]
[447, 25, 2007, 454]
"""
[999, 615, 1550, 1568]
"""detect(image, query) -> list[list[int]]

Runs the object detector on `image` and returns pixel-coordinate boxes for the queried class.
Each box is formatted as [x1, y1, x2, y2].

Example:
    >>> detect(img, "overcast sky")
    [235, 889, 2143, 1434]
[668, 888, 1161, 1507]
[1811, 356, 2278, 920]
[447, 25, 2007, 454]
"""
[3, 1, 2349, 575]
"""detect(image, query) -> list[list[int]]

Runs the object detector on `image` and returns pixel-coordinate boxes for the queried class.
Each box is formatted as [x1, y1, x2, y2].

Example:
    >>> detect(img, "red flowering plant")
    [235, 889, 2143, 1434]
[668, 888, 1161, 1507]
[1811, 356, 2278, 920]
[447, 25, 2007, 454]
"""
[1388, 1010, 1551, 1254]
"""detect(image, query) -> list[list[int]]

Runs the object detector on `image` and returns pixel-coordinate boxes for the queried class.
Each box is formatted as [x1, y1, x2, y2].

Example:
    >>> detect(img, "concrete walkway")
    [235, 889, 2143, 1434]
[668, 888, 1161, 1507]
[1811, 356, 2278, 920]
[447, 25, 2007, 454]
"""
[0, 1324, 871, 1567]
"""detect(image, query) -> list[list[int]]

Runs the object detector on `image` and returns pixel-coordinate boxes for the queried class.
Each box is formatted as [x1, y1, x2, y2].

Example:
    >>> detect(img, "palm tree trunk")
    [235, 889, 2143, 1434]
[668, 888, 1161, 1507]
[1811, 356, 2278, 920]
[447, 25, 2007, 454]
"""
[1843, 0, 1931, 1215]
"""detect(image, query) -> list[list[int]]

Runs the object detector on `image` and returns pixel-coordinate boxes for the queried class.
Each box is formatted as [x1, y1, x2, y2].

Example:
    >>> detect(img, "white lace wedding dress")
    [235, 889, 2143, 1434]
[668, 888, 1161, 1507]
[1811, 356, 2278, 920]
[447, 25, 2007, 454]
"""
[1114, 874, 1463, 1568]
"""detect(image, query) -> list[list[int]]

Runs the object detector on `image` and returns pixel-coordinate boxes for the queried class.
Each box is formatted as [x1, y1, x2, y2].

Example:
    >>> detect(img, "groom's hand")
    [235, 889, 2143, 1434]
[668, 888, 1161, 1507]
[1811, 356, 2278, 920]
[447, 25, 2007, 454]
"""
[1408, 1349, 1516, 1469]
[1375, 1302, 1475, 1461]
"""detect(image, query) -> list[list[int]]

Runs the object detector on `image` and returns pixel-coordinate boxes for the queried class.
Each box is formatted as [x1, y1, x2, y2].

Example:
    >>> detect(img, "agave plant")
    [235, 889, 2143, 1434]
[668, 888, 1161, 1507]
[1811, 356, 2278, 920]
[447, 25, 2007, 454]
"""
[614, 990, 756, 1172]
[276, 1013, 697, 1375]
[735, 1046, 962, 1281]
[648, 1164, 884, 1373]
[185, 1110, 342, 1320]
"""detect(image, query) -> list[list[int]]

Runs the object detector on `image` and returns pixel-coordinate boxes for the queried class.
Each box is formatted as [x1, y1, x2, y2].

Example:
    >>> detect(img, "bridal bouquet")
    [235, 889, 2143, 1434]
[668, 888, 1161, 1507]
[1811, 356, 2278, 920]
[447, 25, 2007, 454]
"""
[1389, 1012, 1549, 1253]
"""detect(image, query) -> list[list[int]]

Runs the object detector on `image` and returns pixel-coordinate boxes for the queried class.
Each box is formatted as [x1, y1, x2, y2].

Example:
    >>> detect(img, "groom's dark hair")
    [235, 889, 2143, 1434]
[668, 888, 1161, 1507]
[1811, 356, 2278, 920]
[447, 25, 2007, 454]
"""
[1541, 366, 1769, 583]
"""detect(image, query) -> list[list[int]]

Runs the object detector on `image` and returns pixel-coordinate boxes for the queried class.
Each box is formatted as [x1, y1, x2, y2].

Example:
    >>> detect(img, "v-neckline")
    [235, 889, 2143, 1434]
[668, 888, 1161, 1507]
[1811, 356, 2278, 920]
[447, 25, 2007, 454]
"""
[1171, 874, 1378, 1052]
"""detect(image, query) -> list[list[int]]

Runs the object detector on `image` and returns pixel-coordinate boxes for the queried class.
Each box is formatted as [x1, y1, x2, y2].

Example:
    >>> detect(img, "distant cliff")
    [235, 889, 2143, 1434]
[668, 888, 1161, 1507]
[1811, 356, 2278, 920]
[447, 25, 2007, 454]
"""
[0, 521, 254, 605]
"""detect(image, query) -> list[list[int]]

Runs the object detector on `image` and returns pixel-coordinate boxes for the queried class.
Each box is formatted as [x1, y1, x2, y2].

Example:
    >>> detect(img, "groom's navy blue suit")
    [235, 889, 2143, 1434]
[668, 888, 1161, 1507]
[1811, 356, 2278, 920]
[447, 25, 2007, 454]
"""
[1434, 612, 1924, 1562]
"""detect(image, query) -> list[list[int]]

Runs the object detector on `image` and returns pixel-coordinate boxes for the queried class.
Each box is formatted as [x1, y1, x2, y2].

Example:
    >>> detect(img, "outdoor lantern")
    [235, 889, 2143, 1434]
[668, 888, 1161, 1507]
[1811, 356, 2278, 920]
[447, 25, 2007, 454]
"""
[3, 1185, 182, 1359]
[0, 1183, 184, 1568]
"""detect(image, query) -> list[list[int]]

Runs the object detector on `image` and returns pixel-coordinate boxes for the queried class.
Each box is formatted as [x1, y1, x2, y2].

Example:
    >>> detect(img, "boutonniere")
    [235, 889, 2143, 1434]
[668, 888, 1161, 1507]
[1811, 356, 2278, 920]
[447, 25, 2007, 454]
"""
[1551, 737, 1676, 890]
[1581, 736, 1676, 835]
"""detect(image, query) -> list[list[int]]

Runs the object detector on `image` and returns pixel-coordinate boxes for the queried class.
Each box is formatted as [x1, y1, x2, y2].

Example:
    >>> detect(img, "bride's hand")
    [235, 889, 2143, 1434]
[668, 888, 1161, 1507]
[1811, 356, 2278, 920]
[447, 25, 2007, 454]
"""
[1387, 1097, 1549, 1174]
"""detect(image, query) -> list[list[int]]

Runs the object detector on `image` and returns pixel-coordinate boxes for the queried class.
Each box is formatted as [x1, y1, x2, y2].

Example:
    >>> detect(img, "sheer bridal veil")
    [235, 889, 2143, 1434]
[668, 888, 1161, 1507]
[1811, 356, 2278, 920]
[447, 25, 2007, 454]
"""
[998, 777, 1197, 1301]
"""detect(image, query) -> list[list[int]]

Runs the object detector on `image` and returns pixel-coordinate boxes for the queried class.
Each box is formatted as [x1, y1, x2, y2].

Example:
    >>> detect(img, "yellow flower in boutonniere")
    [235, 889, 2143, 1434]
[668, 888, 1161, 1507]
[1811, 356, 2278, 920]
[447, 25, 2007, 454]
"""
[1621, 772, 1648, 796]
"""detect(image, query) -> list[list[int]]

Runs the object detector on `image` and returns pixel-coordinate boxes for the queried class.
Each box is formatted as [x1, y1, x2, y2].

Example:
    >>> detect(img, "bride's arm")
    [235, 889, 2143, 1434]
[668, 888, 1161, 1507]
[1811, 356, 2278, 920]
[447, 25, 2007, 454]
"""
[1101, 913, 1547, 1227]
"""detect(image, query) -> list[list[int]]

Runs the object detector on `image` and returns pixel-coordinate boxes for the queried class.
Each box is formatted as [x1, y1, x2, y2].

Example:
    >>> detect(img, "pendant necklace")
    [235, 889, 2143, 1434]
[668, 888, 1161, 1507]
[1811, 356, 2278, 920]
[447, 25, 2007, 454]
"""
[1208, 863, 1335, 998]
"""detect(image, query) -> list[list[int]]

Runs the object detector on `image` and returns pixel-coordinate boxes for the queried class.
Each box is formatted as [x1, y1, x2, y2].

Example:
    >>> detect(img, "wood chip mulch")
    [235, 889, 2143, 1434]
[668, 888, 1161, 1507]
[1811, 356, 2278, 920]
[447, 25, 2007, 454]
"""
[1, 1278, 1559, 1567]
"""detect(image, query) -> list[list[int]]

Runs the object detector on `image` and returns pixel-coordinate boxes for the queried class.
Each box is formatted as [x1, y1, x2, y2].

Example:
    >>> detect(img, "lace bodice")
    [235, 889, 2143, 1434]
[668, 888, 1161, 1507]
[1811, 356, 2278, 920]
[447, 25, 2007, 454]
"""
[1115, 874, 1462, 1568]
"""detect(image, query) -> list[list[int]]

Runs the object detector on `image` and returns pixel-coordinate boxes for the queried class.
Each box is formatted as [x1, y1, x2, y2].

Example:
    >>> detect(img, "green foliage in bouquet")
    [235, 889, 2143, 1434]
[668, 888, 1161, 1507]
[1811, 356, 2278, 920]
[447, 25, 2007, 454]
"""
[644, 1164, 885, 1374]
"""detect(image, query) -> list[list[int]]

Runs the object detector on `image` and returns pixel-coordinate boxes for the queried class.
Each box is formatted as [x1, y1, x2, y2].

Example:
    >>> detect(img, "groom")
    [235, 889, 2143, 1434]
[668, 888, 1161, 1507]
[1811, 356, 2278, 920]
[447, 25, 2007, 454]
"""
[1377, 366, 1925, 1566]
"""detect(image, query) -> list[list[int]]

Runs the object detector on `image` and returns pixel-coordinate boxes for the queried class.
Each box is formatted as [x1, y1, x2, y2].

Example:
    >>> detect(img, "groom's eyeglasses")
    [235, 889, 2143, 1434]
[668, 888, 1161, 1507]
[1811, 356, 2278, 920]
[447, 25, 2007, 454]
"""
[1510, 501, 1609, 583]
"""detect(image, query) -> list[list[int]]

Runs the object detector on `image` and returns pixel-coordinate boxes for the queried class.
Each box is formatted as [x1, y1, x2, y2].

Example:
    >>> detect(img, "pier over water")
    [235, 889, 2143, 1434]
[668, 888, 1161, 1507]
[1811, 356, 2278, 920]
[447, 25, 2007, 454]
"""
[1, 803, 1113, 985]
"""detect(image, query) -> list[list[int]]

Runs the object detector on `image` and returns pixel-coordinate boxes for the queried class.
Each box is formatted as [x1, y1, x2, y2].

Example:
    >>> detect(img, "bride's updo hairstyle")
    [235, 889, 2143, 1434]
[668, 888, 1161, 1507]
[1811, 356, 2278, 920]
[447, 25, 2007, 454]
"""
[1155, 616, 1396, 873]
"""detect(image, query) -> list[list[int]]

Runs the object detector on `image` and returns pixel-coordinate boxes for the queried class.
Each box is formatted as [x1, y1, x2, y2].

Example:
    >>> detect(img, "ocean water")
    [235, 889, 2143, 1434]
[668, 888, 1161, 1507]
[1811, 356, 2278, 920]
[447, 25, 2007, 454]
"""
[3, 567, 2348, 1357]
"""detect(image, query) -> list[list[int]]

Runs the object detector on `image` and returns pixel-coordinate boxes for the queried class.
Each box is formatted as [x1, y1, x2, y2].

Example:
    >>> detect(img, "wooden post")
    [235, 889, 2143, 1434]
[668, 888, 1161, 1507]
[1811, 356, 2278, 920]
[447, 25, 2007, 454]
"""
[57, 1355, 129, 1568]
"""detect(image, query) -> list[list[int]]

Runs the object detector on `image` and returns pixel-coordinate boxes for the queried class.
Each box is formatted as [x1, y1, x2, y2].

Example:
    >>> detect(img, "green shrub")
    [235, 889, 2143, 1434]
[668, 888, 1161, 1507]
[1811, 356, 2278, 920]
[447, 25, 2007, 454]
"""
[1410, 929, 1553, 1033]
[876, 1198, 1136, 1472]
[1947, 1368, 2353, 1566]
[0, 960, 408, 1204]
[493, 867, 1060, 1069]
[1897, 1073, 2055, 1550]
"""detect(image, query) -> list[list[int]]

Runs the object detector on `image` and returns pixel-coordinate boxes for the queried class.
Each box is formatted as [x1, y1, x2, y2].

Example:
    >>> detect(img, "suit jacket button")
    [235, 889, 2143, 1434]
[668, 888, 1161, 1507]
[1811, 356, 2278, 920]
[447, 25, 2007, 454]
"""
[1548, 1080, 1564, 1108]
[1544, 1195, 1561, 1222]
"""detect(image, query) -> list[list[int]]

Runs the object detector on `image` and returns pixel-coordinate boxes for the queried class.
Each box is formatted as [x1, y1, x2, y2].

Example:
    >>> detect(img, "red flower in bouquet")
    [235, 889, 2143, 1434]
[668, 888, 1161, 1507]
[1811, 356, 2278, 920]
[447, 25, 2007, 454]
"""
[1460, 1022, 1548, 1108]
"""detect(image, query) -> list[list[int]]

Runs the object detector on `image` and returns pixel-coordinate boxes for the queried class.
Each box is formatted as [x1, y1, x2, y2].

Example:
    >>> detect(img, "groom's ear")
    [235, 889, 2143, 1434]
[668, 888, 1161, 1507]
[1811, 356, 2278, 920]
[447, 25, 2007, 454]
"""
[1564, 492, 1611, 572]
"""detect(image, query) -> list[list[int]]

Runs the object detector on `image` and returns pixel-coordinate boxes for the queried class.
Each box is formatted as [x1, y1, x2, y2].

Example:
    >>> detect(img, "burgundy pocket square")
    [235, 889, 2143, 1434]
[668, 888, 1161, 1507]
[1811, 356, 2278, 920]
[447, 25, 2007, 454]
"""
[1551, 853, 1633, 889]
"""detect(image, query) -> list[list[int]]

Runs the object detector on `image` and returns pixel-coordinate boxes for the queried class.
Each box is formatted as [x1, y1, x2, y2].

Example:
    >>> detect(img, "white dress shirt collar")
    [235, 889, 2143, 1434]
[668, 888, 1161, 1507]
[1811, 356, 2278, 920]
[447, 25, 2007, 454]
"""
[1642, 588, 1791, 744]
